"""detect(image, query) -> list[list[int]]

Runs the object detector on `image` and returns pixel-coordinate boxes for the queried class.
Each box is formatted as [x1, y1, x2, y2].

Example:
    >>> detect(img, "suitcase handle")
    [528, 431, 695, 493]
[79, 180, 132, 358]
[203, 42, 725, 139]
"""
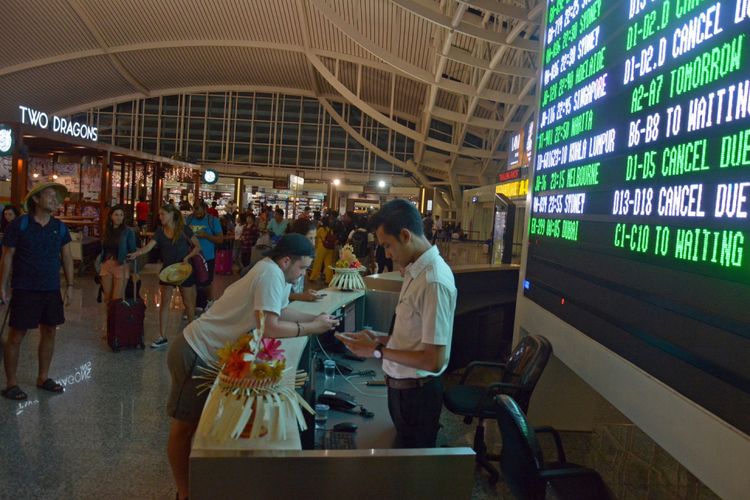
[126, 255, 139, 303]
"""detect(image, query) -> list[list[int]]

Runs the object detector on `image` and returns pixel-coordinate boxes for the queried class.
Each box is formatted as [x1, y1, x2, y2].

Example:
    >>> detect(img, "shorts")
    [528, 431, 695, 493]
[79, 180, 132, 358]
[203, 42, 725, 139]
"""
[197, 259, 215, 287]
[9, 289, 65, 330]
[99, 258, 130, 279]
[167, 332, 212, 423]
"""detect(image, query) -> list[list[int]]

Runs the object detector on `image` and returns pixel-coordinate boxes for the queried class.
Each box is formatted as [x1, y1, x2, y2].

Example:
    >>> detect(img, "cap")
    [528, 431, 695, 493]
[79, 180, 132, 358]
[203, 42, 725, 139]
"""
[264, 233, 315, 259]
[24, 182, 68, 211]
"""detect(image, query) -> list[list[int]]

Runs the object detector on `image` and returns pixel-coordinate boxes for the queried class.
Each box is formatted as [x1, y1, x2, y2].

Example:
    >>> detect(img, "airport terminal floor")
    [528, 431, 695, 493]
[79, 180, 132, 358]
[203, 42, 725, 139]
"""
[0, 262, 519, 500]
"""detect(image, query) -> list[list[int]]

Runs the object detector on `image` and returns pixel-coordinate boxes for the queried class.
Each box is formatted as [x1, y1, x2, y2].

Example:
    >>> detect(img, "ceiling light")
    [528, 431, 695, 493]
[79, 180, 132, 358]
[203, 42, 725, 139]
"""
[332, 179, 341, 186]
[32, 173, 39, 178]
[378, 180, 386, 188]
[52, 174, 59, 179]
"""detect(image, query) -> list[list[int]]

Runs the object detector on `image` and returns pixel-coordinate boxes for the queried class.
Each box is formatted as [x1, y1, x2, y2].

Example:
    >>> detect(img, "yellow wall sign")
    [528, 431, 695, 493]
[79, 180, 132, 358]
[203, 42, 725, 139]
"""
[495, 179, 528, 198]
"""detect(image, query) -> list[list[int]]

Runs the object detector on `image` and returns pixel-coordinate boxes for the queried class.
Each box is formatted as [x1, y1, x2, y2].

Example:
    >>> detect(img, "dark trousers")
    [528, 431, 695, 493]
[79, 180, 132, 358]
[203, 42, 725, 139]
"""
[387, 377, 443, 448]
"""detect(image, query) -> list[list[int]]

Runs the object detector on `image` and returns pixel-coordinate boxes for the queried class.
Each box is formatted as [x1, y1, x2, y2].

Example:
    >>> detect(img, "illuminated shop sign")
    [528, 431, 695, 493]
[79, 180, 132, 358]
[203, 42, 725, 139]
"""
[0, 125, 13, 156]
[499, 168, 522, 182]
[203, 169, 218, 184]
[496, 179, 529, 198]
[18, 105, 98, 142]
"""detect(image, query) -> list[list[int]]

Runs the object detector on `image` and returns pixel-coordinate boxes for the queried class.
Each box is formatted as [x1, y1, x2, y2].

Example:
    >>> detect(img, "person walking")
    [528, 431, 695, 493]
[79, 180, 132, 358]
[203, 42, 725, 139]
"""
[127, 204, 202, 348]
[240, 213, 260, 267]
[0, 204, 21, 235]
[309, 215, 336, 284]
[165, 234, 339, 500]
[185, 201, 223, 308]
[288, 219, 323, 302]
[0, 183, 75, 400]
[99, 204, 138, 310]
[337, 199, 457, 448]
[135, 195, 150, 230]
[267, 208, 289, 244]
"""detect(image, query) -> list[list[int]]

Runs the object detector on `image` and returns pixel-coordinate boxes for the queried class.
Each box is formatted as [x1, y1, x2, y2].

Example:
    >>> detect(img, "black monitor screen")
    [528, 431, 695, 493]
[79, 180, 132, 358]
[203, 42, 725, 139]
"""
[526, 0, 750, 434]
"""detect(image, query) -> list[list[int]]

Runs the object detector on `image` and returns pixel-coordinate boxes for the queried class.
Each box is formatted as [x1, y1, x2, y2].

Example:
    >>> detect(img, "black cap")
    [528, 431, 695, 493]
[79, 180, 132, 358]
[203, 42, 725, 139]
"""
[264, 233, 315, 259]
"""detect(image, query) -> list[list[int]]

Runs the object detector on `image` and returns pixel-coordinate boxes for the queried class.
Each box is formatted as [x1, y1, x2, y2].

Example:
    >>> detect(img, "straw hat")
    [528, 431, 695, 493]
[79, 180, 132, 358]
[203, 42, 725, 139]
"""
[24, 182, 68, 211]
[159, 262, 193, 285]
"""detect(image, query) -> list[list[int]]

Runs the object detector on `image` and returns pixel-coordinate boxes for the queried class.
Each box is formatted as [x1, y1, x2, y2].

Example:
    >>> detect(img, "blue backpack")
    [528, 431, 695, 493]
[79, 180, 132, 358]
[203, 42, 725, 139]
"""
[18, 214, 69, 239]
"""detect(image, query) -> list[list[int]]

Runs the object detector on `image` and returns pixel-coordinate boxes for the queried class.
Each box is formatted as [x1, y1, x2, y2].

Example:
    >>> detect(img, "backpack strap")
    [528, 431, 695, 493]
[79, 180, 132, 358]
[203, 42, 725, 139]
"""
[19, 214, 29, 233]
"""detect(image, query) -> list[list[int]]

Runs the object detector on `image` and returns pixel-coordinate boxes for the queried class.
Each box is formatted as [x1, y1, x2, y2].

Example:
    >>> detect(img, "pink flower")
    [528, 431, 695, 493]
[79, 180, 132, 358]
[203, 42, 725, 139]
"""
[257, 338, 285, 361]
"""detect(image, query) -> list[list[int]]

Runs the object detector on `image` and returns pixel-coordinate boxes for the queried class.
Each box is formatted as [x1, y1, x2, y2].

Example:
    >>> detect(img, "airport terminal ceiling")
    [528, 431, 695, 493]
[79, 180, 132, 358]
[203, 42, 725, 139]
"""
[0, 0, 544, 202]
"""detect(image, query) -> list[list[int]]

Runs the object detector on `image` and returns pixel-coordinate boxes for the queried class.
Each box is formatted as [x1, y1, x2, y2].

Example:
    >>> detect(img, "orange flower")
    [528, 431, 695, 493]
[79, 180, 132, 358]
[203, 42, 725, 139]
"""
[224, 351, 250, 379]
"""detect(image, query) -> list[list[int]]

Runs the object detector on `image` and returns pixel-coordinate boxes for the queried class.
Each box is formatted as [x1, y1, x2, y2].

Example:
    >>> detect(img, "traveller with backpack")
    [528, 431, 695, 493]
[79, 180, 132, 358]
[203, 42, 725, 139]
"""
[0, 183, 74, 400]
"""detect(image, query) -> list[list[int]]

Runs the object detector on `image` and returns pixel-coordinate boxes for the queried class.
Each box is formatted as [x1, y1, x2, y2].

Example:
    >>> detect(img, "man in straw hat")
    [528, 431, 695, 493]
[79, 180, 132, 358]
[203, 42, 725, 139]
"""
[1, 183, 75, 400]
[166, 233, 339, 500]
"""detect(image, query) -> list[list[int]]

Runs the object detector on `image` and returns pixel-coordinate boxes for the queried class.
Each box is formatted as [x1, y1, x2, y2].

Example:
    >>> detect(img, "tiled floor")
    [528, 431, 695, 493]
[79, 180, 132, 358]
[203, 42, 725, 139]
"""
[0, 262, 513, 500]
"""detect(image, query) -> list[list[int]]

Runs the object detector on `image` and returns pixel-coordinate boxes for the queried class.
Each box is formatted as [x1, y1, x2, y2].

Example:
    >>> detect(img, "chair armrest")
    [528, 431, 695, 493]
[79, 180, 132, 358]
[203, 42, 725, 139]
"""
[474, 382, 530, 415]
[534, 426, 567, 464]
[460, 361, 507, 385]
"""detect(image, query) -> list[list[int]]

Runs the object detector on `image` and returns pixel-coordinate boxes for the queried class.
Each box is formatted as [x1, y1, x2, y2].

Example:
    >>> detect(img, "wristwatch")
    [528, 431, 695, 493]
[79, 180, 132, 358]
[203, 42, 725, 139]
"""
[373, 343, 385, 359]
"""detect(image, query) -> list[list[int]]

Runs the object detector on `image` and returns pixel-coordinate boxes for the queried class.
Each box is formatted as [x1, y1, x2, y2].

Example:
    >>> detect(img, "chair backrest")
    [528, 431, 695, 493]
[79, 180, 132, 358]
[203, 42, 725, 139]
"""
[495, 394, 546, 500]
[501, 335, 553, 412]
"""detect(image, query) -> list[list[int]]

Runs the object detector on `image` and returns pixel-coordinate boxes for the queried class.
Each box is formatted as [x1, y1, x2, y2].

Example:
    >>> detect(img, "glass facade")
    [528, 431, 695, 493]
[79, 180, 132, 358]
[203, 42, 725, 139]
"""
[73, 92, 421, 175]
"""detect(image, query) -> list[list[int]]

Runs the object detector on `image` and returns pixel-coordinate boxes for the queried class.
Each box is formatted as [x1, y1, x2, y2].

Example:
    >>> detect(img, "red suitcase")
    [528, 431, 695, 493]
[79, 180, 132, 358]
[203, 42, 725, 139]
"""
[107, 264, 146, 352]
[215, 249, 233, 275]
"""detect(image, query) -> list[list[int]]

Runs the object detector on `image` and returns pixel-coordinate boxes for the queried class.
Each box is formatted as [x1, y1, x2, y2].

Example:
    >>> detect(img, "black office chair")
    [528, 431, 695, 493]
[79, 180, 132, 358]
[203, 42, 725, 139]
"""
[495, 394, 613, 500]
[443, 335, 552, 483]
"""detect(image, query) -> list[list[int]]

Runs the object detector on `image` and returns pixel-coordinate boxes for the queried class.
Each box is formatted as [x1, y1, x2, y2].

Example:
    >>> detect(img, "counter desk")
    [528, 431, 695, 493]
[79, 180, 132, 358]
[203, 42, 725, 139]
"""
[189, 287, 475, 500]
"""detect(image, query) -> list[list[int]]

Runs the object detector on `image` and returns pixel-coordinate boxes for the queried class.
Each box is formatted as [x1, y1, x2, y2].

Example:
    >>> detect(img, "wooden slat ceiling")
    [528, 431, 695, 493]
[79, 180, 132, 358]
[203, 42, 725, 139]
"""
[0, 0, 541, 187]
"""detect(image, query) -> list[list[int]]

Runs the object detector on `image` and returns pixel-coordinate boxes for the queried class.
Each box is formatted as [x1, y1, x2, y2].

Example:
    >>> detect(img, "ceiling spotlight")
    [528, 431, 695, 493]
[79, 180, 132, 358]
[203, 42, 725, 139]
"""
[332, 179, 341, 186]
[378, 180, 386, 188]
[52, 174, 59, 179]
[32, 173, 39, 178]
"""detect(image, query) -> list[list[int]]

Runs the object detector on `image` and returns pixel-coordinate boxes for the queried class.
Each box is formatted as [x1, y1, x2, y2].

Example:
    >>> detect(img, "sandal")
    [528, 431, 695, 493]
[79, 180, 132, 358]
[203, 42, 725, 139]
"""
[2, 385, 28, 400]
[37, 379, 65, 393]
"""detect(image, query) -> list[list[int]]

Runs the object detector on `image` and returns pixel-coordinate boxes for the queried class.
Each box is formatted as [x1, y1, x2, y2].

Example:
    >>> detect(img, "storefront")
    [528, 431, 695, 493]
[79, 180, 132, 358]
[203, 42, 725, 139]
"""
[241, 178, 327, 218]
[2, 106, 199, 236]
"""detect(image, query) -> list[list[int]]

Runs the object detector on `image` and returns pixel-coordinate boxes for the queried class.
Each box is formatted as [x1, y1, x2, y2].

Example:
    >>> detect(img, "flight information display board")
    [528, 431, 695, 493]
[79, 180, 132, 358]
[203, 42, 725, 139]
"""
[526, 0, 750, 434]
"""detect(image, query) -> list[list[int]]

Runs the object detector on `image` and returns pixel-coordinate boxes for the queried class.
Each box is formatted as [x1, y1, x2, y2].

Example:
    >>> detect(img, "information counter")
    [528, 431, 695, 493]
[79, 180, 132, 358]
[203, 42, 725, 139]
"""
[189, 288, 475, 499]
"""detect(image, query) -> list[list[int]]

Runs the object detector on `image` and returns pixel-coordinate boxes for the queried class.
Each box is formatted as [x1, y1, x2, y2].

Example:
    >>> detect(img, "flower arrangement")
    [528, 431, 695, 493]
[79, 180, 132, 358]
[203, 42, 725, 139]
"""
[195, 313, 314, 443]
[329, 244, 366, 290]
[216, 334, 286, 382]
[334, 244, 363, 269]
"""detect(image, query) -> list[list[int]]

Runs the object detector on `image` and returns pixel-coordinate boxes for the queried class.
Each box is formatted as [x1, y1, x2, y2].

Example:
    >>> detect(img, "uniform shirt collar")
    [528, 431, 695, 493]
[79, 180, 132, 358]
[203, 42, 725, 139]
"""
[404, 245, 439, 279]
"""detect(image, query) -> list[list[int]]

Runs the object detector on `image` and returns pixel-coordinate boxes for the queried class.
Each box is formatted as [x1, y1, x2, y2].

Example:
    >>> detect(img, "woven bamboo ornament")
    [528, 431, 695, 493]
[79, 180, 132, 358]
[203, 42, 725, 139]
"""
[195, 313, 314, 443]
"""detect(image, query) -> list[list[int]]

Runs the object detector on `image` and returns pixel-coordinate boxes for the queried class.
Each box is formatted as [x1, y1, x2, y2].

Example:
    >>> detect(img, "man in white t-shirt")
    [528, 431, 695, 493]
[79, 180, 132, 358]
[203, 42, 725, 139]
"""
[166, 233, 339, 500]
[337, 200, 457, 448]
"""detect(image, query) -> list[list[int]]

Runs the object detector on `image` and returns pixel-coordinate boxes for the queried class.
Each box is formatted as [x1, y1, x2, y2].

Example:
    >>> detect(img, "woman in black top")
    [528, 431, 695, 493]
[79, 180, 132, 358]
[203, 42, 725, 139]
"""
[129, 204, 201, 349]
[0, 205, 21, 235]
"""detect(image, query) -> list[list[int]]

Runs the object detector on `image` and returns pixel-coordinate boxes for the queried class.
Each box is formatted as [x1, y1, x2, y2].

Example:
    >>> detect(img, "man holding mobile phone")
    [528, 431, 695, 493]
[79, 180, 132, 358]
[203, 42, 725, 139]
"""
[336, 200, 457, 448]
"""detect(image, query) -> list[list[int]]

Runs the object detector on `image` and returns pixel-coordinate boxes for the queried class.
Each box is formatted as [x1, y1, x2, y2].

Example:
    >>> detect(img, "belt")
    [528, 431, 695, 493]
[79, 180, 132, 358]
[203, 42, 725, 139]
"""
[384, 374, 437, 390]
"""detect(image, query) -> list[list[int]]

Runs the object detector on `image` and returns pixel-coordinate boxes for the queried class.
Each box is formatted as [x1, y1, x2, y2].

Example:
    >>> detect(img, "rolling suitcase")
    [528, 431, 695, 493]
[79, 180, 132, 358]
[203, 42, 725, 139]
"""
[107, 261, 146, 352]
[215, 248, 233, 275]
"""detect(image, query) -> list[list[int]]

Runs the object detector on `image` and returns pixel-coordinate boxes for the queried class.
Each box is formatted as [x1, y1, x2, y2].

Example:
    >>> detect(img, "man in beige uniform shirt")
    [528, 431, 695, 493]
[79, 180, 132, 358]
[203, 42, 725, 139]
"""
[338, 199, 457, 447]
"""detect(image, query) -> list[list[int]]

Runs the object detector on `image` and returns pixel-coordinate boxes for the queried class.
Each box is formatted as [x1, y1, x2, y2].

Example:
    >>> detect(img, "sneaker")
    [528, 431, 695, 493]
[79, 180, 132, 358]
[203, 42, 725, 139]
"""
[150, 337, 168, 349]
